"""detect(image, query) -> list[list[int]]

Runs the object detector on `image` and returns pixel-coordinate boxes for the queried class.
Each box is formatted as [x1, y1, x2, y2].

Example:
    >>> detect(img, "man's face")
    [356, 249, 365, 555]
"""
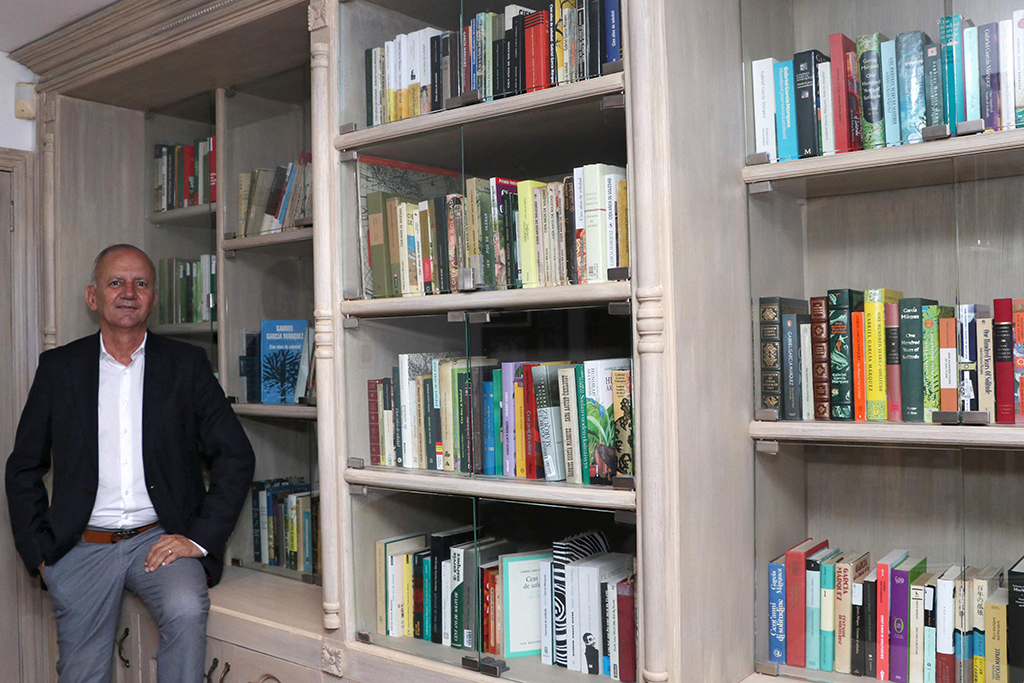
[584, 634, 596, 647]
[85, 249, 157, 332]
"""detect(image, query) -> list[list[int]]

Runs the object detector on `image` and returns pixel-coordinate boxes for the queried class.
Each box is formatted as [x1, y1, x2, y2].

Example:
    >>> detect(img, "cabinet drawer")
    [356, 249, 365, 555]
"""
[204, 639, 320, 683]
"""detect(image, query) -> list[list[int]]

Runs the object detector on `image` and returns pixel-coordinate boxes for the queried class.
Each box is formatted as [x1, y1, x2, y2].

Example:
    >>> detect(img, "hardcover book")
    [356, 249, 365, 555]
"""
[829, 32, 862, 153]
[811, 296, 832, 419]
[959, 304, 991, 412]
[899, 298, 938, 422]
[782, 313, 810, 419]
[260, 320, 308, 404]
[818, 62, 836, 155]
[760, 298, 810, 412]
[891, 557, 929, 683]
[800, 322, 815, 420]
[965, 26, 981, 121]
[857, 33, 888, 149]
[1000, 20, 1016, 131]
[794, 49, 829, 158]
[775, 60, 799, 161]
[752, 58, 779, 161]
[852, 311, 867, 421]
[924, 42, 946, 127]
[979, 23, 1001, 131]
[828, 289, 864, 420]
[994, 299, 1015, 423]
[978, 312, 996, 420]
[881, 39, 902, 146]
[769, 555, 787, 664]
[787, 538, 829, 667]
[940, 316, 959, 412]
[923, 305, 954, 422]
[897, 31, 930, 143]
[836, 551, 872, 674]
[866, 289, 903, 420]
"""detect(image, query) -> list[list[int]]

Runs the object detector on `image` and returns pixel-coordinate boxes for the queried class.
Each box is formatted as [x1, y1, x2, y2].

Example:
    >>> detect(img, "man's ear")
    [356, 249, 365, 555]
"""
[85, 285, 98, 312]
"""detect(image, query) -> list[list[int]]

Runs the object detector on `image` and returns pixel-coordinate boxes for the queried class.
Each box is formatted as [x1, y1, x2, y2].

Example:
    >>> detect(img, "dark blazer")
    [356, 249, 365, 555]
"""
[5, 332, 255, 587]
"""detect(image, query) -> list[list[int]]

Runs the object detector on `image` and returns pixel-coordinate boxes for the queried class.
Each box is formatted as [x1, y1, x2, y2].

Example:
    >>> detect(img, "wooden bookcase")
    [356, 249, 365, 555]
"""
[740, 1, 1024, 682]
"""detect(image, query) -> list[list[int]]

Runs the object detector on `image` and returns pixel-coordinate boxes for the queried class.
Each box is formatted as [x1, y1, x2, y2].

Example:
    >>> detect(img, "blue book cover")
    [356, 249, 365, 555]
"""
[264, 481, 309, 566]
[302, 506, 312, 572]
[769, 555, 787, 664]
[940, 15, 969, 129]
[774, 60, 798, 161]
[881, 39, 902, 146]
[897, 31, 929, 143]
[820, 558, 839, 671]
[604, 0, 621, 62]
[482, 380, 496, 475]
[964, 26, 981, 121]
[492, 369, 503, 476]
[470, 17, 478, 92]
[260, 319, 308, 404]
[422, 556, 432, 642]
[806, 547, 840, 670]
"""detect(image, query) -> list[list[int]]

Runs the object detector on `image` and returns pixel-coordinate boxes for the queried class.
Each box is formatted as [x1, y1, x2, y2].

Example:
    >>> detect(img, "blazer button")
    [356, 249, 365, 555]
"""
[148, 485, 155, 490]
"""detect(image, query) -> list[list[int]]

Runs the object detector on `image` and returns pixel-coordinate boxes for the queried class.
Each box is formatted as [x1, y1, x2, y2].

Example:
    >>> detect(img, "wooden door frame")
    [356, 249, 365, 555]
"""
[0, 146, 48, 683]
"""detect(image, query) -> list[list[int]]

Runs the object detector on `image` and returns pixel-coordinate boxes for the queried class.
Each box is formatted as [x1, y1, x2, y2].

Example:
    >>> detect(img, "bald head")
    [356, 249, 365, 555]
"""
[91, 244, 156, 287]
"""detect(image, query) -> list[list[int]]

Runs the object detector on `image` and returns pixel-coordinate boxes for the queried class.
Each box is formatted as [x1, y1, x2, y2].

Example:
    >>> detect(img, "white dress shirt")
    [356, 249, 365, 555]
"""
[90, 334, 206, 555]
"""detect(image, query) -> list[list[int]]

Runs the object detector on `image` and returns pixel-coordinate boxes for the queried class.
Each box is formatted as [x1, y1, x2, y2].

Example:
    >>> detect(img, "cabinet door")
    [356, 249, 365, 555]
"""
[111, 610, 142, 683]
[135, 607, 160, 683]
[204, 638, 319, 683]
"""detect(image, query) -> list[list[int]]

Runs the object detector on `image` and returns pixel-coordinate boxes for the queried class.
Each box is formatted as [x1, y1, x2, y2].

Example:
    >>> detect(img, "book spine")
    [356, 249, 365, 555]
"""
[1014, 301, 1024, 421]
[541, 558, 553, 664]
[979, 315, 995, 419]
[1008, 576, 1024, 683]
[752, 58, 779, 161]
[853, 581, 865, 675]
[911, 584, 926, 683]
[829, 33, 853, 152]
[1001, 20, 1016, 130]
[898, 32, 928, 143]
[787, 551, 809, 667]
[886, 302, 904, 420]
[822, 564, 837, 671]
[937, 576, 955, 683]
[775, 60, 799, 161]
[986, 593, 1007, 683]
[807, 562, 822, 670]
[801, 323, 815, 420]
[829, 290, 862, 420]
[925, 42, 946, 127]
[617, 580, 636, 683]
[965, 27, 981, 121]
[940, 317, 959, 412]
[782, 314, 802, 419]
[368, 380, 382, 466]
[760, 298, 784, 412]
[819, 62, 836, 154]
[251, 482, 263, 563]
[892, 569, 912, 682]
[925, 585, 936, 683]
[959, 305, 981, 411]
[879, 563, 892, 680]
[979, 24, 1000, 130]
[865, 294, 888, 420]
[795, 51, 824, 158]
[995, 299, 1015, 423]
[812, 297, 831, 419]
[858, 34, 886, 149]
[900, 301, 928, 422]
[882, 39, 902, 146]
[953, 16, 968, 127]
[770, 560, 787, 664]
[866, 577, 878, 677]
[922, 306, 944, 422]
[853, 310, 867, 420]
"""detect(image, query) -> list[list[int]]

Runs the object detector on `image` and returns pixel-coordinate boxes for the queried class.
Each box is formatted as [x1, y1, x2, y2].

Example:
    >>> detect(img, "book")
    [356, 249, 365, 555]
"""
[926, 573, 939, 683]
[811, 296, 831, 419]
[899, 298, 938, 422]
[937, 565, 963, 683]
[501, 550, 553, 657]
[1007, 556, 1024, 683]
[573, 552, 632, 673]
[769, 555, 787, 664]
[617, 577, 636, 683]
[878, 549, 911, 681]
[959, 304, 990, 412]
[866, 288, 903, 420]
[794, 50, 828, 158]
[910, 572, 935, 683]
[1001, 20, 1016, 131]
[940, 316, 959, 412]
[553, 531, 610, 667]
[818, 62, 836, 155]
[533, 363, 571, 481]
[260, 320, 308, 404]
[986, 588, 1009, 683]
[941, 15, 970, 130]
[821, 552, 843, 671]
[852, 311, 866, 421]
[428, 525, 475, 643]
[376, 533, 427, 635]
[442, 559, 453, 646]
[752, 58, 779, 162]
[836, 550, 872, 674]
[787, 538, 829, 667]
[892, 557, 929, 683]
[957, 568, 982, 683]
[583, 358, 631, 485]
[807, 546, 840, 669]
[866, 568, 879, 677]
[881, 39, 901, 146]
[994, 299, 1015, 423]
[965, 25, 981, 122]
[800, 322, 814, 420]
[886, 302, 904, 421]
[925, 42, 946, 127]
[828, 289, 864, 420]
[1014, 300, 1024, 421]
[973, 566, 1004, 683]
[978, 311, 996, 420]
[782, 313, 810, 419]
[897, 31, 930, 143]
[540, 557, 553, 663]
[761, 297, 809, 413]
[858, 33, 888, 149]
[853, 572, 867, 676]
[775, 60, 799, 161]
[611, 369, 633, 477]
[922, 304, 954, 422]
[979, 24, 1001, 131]
[830, 33, 862, 153]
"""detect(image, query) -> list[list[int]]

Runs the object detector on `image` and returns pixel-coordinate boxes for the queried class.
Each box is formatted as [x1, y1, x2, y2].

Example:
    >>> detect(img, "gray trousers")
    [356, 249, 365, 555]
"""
[44, 525, 209, 683]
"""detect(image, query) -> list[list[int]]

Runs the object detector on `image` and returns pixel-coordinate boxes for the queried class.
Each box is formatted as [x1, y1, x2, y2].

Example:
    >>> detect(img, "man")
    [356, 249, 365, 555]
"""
[6, 244, 255, 683]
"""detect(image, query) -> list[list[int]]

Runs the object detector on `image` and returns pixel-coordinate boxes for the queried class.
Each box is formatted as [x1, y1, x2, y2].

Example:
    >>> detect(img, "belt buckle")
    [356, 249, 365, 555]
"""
[111, 528, 139, 543]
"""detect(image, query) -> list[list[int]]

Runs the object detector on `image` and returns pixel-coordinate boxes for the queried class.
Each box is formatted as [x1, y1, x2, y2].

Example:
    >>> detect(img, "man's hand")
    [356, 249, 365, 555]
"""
[37, 563, 44, 579]
[145, 534, 203, 572]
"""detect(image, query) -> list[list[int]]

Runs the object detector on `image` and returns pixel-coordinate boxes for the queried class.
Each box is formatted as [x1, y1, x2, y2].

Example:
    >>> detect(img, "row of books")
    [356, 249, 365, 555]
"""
[759, 294, 1024, 423]
[248, 477, 320, 573]
[751, 13, 1024, 162]
[238, 320, 315, 405]
[366, 354, 633, 484]
[363, 0, 623, 127]
[376, 527, 636, 680]
[770, 538, 1024, 683]
[236, 154, 313, 237]
[152, 139, 216, 212]
[365, 163, 628, 299]
[156, 255, 216, 325]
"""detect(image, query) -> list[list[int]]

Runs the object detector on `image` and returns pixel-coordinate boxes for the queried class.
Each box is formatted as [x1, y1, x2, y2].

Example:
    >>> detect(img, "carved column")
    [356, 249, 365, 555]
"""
[625, 0, 675, 680]
[41, 94, 57, 350]
[311, 36, 341, 631]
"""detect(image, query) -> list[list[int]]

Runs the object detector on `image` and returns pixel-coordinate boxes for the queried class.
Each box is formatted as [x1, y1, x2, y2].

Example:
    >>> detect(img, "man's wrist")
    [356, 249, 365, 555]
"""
[188, 539, 208, 557]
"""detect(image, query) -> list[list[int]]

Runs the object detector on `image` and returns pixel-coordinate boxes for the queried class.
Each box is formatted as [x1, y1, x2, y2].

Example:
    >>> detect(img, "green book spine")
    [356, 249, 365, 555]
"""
[478, 186, 496, 289]
[178, 261, 188, 324]
[899, 297, 938, 422]
[922, 305, 953, 422]
[576, 364, 590, 484]
[368, 192, 393, 298]
[857, 33, 888, 149]
[828, 289, 865, 420]
[493, 368, 503, 476]
[422, 556, 432, 641]
[924, 42, 945, 127]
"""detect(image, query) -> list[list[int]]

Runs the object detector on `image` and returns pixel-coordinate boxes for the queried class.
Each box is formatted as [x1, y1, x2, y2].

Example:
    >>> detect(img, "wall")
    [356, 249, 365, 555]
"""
[0, 52, 36, 151]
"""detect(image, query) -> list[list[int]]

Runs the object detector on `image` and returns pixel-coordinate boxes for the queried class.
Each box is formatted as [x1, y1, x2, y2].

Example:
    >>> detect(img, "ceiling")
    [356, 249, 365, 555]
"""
[0, 0, 120, 54]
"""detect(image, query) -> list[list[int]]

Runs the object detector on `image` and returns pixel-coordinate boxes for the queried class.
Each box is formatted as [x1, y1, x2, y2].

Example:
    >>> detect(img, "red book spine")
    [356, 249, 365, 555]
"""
[523, 363, 539, 479]
[940, 317, 958, 411]
[936, 653, 954, 683]
[829, 33, 854, 152]
[183, 144, 194, 207]
[1014, 300, 1024, 422]
[616, 578, 636, 683]
[209, 135, 217, 202]
[786, 539, 828, 667]
[995, 298, 1015, 423]
[885, 302, 903, 421]
[524, 10, 551, 93]
[368, 380, 381, 466]
[853, 310, 867, 421]
[482, 572, 491, 651]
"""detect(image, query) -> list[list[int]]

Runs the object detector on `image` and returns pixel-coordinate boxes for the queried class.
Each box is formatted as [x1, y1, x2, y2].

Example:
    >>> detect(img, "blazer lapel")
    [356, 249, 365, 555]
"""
[142, 332, 163, 474]
[75, 332, 101, 472]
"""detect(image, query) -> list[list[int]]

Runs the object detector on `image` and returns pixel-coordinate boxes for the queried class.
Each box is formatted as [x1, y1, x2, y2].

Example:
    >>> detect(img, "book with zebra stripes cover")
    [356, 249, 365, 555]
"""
[552, 530, 610, 667]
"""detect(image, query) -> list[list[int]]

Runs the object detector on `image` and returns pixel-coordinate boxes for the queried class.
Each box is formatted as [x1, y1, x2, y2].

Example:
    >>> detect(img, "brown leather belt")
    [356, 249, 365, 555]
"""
[82, 522, 158, 544]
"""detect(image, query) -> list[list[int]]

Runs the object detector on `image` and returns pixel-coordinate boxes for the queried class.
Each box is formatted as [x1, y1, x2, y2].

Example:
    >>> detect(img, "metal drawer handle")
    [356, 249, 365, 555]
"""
[205, 658, 219, 683]
[218, 662, 230, 683]
[116, 627, 130, 668]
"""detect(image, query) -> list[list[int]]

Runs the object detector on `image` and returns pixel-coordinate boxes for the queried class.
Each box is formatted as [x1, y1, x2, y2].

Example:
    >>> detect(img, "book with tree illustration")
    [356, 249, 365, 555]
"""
[261, 319, 309, 404]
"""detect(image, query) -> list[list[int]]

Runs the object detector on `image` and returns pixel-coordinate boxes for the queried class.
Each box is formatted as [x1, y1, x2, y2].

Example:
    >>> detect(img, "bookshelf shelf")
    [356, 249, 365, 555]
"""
[340, 281, 631, 318]
[742, 129, 1024, 199]
[231, 403, 318, 420]
[221, 227, 313, 255]
[343, 467, 636, 511]
[148, 202, 216, 227]
[150, 322, 215, 336]
[749, 420, 1024, 450]
[335, 73, 625, 152]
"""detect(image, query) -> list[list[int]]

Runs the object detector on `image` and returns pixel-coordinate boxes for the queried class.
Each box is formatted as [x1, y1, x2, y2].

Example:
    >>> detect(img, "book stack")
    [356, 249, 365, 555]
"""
[363, 1, 624, 127]
[751, 12, 1024, 162]
[157, 255, 216, 325]
[366, 354, 633, 484]
[239, 320, 315, 405]
[236, 154, 313, 237]
[249, 477, 320, 574]
[758, 294, 1024, 424]
[153, 139, 216, 212]
[376, 527, 636, 679]
[768, 539, 1024, 683]
[363, 162, 628, 299]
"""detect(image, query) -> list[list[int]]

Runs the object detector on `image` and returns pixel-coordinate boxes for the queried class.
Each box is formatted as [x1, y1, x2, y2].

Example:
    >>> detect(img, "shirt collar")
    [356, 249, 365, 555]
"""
[99, 332, 148, 365]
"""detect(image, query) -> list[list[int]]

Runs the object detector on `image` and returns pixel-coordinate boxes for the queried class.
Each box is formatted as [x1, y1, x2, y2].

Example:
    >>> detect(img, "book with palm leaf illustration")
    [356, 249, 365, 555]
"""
[261, 319, 309, 404]
[583, 358, 631, 485]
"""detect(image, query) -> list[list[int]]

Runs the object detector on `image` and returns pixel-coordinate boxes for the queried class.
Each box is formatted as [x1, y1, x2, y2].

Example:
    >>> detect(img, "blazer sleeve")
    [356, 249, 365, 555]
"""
[185, 348, 256, 557]
[5, 356, 55, 574]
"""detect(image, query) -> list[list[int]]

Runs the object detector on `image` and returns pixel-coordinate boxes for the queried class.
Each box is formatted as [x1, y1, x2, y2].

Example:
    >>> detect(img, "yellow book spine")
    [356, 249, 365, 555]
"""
[986, 596, 1006, 683]
[403, 553, 414, 637]
[617, 179, 629, 269]
[865, 288, 903, 420]
[517, 181, 544, 288]
[408, 83, 420, 117]
[515, 382, 526, 477]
